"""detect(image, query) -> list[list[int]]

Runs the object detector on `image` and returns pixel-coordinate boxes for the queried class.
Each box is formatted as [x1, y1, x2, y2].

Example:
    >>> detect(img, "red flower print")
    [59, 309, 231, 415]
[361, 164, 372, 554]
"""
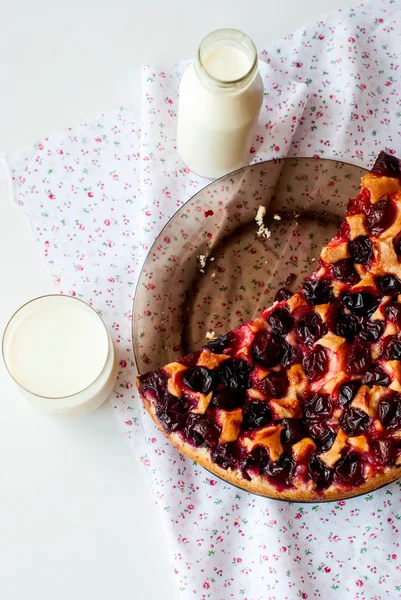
[250, 147, 256, 154]
[125, 420, 132, 426]
[104, 219, 111, 226]
[324, 566, 330, 573]
[119, 360, 127, 368]
[356, 580, 363, 587]
[87, 191, 93, 197]
[164, 236, 171, 244]
[37, 143, 44, 150]
[209, 479, 217, 486]
[202, 582, 210, 589]
[318, 34, 324, 40]
[295, 62, 303, 68]
[124, 381, 133, 389]
[49, 193, 55, 200]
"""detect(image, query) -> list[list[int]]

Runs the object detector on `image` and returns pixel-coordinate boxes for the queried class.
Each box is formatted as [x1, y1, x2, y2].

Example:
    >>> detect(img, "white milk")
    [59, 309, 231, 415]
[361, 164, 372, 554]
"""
[3, 295, 118, 415]
[177, 29, 263, 179]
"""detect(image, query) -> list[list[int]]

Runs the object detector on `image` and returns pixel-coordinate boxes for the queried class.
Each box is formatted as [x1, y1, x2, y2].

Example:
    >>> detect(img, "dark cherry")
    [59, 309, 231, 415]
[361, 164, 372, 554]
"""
[364, 364, 390, 387]
[382, 335, 401, 360]
[342, 292, 380, 316]
[266, 453, 295, 487]
[365, 199, 395, 237]
[333, 308, 358, 343]
[184, 413, 221, 448]
[341, 407, 371, 436]
[306, 420, 336, 452]
[139, 369, 169, 399]
[286, 273, 296, 286]
[371, 439, 395, 466]
[308, 454, 333, 489]
[155, 392, 186, 432]
[279, 341, 299, 368]
[348, 236, 373, 265]
[211, 443, 238, 470]
[252, 331, 281, 368]
[302, 346, 329, 382]
[302, 279, 334, 305]
[378, 393, 401, 430]
[394, 232, 401, 257]
[216, 358, 251, 391]
[296, 312, 327, 347]
[280, 419, 305, 445]
[210, 390, 246, 410]
[242, 400, 272, 430]
[331, 259, 360, 285]
[240, 447, 269, 480]
[303, 393, 332, 419]
[183, 366, 215, 394]
[268, 308, 294, 337]
[178, 351, 201, 367]
[338, 380, 362, 407]
[385, 302, 401, 327]
[347, 341, 372, 375]
[376, 274, 401, 296]
[274, 287, 292, 302]
[357, 317, 385, 343]
[335, 453, 364, 486]
[257, 372, 289, 399]
[205, 332, 233, 354]
[371, 151, 401, 178]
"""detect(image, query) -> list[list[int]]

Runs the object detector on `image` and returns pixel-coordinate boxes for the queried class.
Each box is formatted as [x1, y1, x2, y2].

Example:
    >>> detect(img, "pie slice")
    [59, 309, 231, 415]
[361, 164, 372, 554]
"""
[137, 151, 401, 501]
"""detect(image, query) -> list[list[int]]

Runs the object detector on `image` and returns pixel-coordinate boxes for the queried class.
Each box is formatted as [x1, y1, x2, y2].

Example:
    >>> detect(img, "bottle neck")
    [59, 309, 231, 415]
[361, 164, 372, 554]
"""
[194, 28, 259, 93]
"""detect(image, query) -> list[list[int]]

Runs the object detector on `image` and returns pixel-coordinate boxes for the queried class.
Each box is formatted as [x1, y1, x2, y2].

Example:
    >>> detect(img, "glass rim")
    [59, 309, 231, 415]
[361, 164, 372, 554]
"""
[196, 28, 259, 87]
[2, 294, 110, 400]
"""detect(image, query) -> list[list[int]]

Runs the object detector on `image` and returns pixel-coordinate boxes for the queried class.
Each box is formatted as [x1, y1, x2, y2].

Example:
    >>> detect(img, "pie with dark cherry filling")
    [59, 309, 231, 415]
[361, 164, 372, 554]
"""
[137, 152, 401, 501]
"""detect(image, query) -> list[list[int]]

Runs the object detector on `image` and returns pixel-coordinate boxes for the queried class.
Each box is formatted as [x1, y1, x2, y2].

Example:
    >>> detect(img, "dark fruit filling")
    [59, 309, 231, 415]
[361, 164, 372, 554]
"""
[281, 419, 305, 445]
[184, 413, 221, 447]
[252, 331, 281, 368]
[371, 151, 401, 178]
[382, 335, 401, 360]
[331, 259, 360, 285]
[376, 274, 401, 296]
[216, 358, 251, 391]
[240, 447, 269, 480]
[365, 199, 395, 237]
[308, 454, 333, 489]
[333, 308, 358, 342]
[347, 341, 372, 375]
[303, 346, 329, 382]
[342, 292, 380, 316]
[296, 312, 327, 347]
[335, 453, 364, 485]
[393, 232, 401, 257]
[303, 393, 332, 419]
[338, 380, 362, 407]
[357, 317, 385, 343]
[139, 369, 169, 398]
[341, 407, 371, 436]
[364, 364, 390, 387]
[274, 287, 292, 302]
[302, 278, 334, 305]
[371, 439, 395, 466]
[378, 393, 401, 430]
[155, 392, 186, 432]
[205, 332, 233, 353]
[257, 372, 289, 399]
[306, 420, 336, 452]
[183, 366, 215, 394]
[268, 307, 294, 337]
[348, 236, 373, 265]
[210, 390, 246, 410]
[211, 443, 238, 470]
[266, 453, 295, 487]
[279, 341, 299, 367]
[242, 400, 272, 430]
[385, 301, 401, 327]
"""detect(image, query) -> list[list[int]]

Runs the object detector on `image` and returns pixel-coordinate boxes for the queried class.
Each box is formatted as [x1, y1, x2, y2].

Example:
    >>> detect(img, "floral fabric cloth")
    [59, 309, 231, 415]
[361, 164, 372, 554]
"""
[5, 1, 401, 598]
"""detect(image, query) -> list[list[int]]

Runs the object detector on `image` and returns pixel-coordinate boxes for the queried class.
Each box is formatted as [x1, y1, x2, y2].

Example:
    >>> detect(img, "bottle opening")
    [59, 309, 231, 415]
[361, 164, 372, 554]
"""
[197, 29, 258, 87]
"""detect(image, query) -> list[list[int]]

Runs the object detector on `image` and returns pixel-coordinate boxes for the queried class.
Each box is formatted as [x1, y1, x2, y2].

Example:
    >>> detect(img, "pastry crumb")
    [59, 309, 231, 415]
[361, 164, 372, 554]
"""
[210, 257, 215, 262]
[205, 330, 216, 340]
[255, 205, 271, 240]
[273, 214, 281, 221]
[211, 273, 216, 278]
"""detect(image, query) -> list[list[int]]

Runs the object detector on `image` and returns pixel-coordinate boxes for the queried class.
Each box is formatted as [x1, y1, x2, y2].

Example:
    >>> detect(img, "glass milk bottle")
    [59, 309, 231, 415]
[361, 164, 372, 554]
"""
[177, 29, 264, 179]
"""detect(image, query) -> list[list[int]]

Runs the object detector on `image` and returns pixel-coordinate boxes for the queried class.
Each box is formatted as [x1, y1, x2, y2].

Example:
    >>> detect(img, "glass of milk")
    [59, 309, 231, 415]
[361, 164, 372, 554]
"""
[177, 28, 264, 179]
[2, 295, 118, 416]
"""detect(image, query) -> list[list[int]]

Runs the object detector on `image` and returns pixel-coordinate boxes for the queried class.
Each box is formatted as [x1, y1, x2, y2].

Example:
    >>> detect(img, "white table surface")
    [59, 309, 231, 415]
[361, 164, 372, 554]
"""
[0, 1, 351, 598]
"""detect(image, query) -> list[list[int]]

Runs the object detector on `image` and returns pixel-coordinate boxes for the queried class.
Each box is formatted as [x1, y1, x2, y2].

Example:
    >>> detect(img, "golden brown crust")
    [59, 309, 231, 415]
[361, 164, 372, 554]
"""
[140, 388, 401, 502]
